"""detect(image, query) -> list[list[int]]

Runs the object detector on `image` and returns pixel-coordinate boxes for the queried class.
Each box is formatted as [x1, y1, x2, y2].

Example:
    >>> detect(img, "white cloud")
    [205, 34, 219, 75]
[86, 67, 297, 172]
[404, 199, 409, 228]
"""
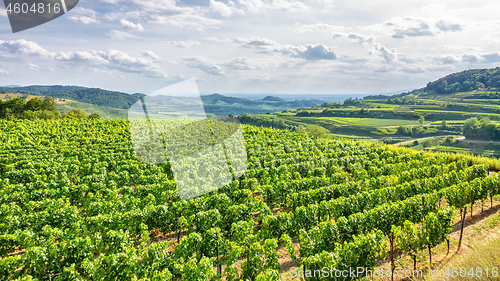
[67, 7, 100, 24]
[335, 33, 398, 63]
[55, 51, 110, 64]
[150, 12, 222, 31]
[234, 37, 337, 60]
[294, 45, 337, 60]
[401, 66, 425, 73]
[183, 56, 225, 75]
[107, 30, 135, 40]
[0, 39, 166, 78]
[269, 0, 308, 12]
[223, 57, 273, 70]
[119, 19, 144, 31]
[0, 69, 8, 74]
[429, 52, 500, 66]
[141, 50, 160, 61]
[462, 53, 483, 63]
[0, 39, 53, 58]
[432, 54, 460, 65]
[483, 53, 500, 63]
[435, 20, 462, 32]
[167, 40, 201, 48]
[28, 63, 39, 70]
[386, 17, 434, 39]
[210, 0, 243, 17]
[68, 16, 100, 24]
[243, 74, 275, 82]
[129, 0, 184, 14]
[295, 23, 345, 33]
[0, 7, 7, 17]
[236, 0, 308, 13]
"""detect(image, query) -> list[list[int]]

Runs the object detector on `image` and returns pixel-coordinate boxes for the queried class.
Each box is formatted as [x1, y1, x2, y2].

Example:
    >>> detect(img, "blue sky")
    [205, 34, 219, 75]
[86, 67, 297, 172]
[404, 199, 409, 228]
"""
[1, 0, 500, 95]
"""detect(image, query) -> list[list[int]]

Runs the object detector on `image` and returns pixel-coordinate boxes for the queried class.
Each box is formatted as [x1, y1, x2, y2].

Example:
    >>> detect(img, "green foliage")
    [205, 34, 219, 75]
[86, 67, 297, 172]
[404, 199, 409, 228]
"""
[256, 269, 282, 281]
[6, 85, 140, 109]
[281, 233, 299, 266]
[0, 120, 497, 280]
[394, 220, 424, 267]
[302, 230, 387, 281]
[418, 115, 425, 125]
[263, 238, 280, 271]
[64, 109, 88, 119]
[438, 135, 458, 146]
[426, 67, 500, 95]
[462, 117, 500, 140]
[0, 97, 60, 120]
[237, 113, 297, 130]
[25, 98, 43, 112]
[181, 256, 216, 281]
[88, 113, 101, 119]
[42, 97, 56, 111]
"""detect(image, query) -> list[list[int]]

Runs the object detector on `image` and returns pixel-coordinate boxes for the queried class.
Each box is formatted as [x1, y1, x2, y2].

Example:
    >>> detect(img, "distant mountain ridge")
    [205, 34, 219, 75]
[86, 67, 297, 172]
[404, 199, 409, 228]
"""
[0, 85, 324, 116]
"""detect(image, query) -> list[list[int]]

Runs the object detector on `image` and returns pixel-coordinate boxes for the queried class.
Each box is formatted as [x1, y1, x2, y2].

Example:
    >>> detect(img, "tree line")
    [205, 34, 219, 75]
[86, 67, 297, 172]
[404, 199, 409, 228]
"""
[0, 97, 99, 120]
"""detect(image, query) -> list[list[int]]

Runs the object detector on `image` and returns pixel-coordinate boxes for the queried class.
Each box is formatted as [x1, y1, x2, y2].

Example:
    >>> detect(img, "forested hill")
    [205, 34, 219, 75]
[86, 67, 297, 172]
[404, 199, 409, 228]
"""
[0, 85, 140, 109]
[200, 93, 323, 115]
[364, 67, 500, 100]
[425, 67, 500, 95]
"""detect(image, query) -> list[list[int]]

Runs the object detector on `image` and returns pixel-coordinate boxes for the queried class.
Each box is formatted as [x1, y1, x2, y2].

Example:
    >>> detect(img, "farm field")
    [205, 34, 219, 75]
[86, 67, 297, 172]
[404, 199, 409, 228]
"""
[1, 119, 500, 280]
[282, 117, 422, 127]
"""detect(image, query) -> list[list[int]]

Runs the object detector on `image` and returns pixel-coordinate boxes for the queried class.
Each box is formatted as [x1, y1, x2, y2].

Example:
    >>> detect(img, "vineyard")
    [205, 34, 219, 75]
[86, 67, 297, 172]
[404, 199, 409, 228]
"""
[1, 119, 499, 280]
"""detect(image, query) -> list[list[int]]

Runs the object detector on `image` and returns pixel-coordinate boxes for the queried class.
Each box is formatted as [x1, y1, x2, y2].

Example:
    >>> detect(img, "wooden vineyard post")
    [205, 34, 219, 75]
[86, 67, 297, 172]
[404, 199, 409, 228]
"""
[458, 206, 467, 251]
[428, 245, 432, 266]
[390, 231, 395, 281]
[446, 239, 450, 256]
[48, 248, 52, 281]
[216, 232, 221, 277]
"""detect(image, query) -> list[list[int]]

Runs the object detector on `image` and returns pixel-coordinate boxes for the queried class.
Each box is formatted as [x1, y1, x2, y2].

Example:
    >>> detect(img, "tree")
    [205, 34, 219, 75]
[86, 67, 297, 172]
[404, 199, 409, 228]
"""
[89, 113, 101, 119]
[441, 120, 447, 129]
[4, 98, 26, 114]
[64, 109, 88, 118]
[25, 98, 43, 112]
[462, 117, 479, 136]
[418, 115, 425, 126]
[42, 97, 56, 111]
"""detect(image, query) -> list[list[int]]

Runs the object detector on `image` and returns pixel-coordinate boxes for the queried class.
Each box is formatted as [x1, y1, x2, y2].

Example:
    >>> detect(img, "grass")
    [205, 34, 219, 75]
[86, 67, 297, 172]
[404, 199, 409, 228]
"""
[57, 101, 128, 119]
[428, 145, 500, 159]
[286, 116, 422, 127]
[329, 133, 375, 140]
[481, 208, 500, 230]
[416, 233, 500, 281]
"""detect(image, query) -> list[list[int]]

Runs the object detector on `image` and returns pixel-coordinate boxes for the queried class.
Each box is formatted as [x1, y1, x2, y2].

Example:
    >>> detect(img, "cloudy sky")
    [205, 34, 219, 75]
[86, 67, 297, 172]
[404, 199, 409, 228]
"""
[1, 0, 500, 95]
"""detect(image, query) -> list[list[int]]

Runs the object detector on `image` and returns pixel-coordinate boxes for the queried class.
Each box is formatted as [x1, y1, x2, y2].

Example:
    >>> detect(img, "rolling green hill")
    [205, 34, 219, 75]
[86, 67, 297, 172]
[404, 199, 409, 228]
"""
[0, 86, 323, 118]
[1, 85, 140, 110]
[364, 67, 500, 100]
